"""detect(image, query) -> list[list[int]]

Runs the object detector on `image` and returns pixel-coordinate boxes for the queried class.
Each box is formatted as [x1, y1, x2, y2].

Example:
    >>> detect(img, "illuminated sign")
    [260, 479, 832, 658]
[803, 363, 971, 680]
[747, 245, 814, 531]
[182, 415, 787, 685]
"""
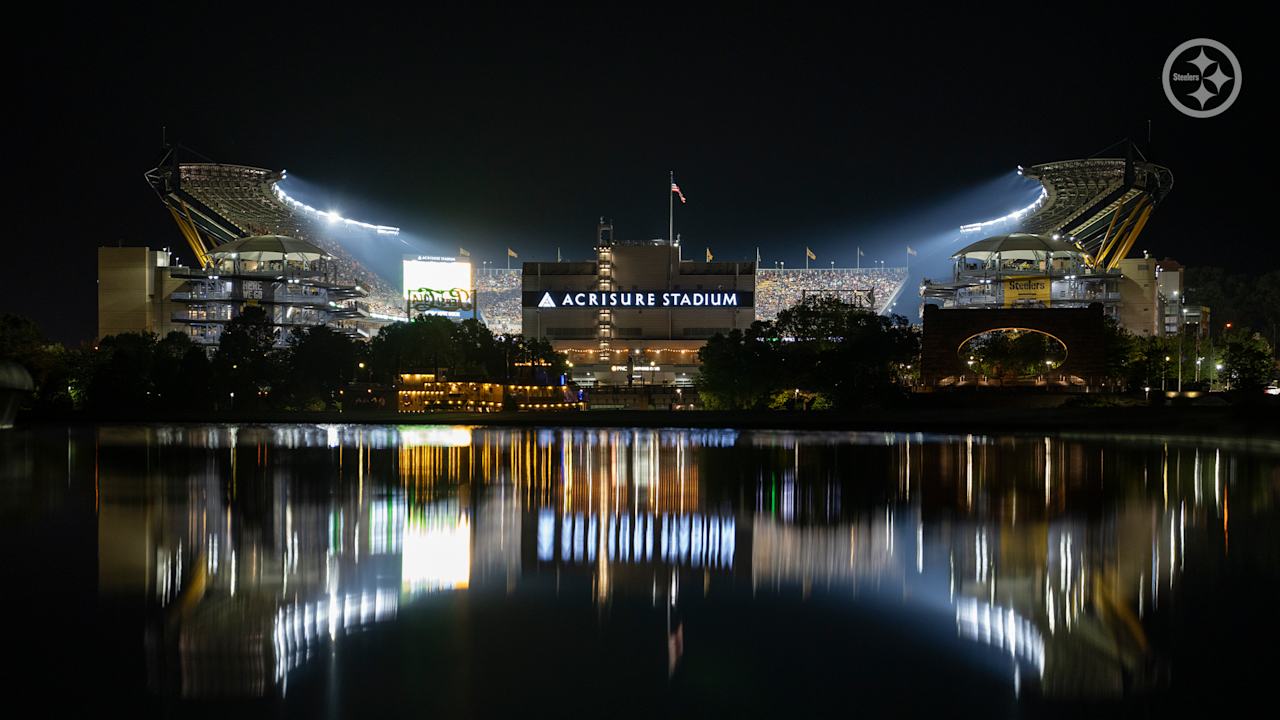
[611, 365, 661, 372]
[524, 291, 752, 308]
[403, 257, 473, 314]
[1002, 277, 1050, 307]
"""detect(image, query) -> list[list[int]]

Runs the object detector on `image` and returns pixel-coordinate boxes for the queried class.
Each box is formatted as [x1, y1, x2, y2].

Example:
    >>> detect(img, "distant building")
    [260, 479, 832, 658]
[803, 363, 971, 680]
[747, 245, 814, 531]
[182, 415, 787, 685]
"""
[1116, 257, 1164, 337]
[396, 373, 583, 412]
[97, 246, 186, 341]
[1155, 258, 1187, 336]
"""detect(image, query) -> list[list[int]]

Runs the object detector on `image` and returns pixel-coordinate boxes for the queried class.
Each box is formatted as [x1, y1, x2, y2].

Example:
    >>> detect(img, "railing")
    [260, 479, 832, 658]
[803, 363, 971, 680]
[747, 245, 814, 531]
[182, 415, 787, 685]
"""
[170, 290, 233, 301]
[173, 310, 233, 322]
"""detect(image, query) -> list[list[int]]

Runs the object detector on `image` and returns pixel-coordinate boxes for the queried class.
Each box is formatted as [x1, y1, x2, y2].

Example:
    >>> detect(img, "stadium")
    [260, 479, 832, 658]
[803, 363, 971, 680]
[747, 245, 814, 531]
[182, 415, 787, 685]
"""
[131, 150, 910, 384]
[472, 264, 908, 346]
[514, 221, 907, 387]
[922, 142, 1174, 325]
[124, 142, 1198, 392]
[916, 142, 1182, 389]
[140, 147, 407, 345]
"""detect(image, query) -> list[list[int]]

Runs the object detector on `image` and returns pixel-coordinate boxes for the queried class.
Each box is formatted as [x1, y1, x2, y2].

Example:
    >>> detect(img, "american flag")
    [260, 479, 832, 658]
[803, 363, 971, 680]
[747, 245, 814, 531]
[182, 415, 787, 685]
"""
[671, 182, 686, 204]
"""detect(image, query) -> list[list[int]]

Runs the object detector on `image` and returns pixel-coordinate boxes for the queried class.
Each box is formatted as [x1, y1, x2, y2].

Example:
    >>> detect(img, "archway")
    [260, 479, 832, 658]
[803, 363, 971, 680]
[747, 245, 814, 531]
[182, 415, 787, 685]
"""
[921, 304, 1107, 388]
[957, 328, 1068, 380]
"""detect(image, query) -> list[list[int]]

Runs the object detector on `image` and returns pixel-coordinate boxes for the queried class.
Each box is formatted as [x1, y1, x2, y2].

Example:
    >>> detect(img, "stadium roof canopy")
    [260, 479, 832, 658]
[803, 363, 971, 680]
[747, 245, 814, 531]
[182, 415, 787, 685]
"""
[1014, 141, 1173, 270]
[954, 233, 1077, 257]
[209, 235, 328, 262]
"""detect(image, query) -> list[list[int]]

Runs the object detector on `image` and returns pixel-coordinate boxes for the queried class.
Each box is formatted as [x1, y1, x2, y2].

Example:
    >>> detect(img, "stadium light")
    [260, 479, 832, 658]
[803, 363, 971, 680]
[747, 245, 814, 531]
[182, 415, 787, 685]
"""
[273, 185, 400, 235]
[959, 187, 1047, 233]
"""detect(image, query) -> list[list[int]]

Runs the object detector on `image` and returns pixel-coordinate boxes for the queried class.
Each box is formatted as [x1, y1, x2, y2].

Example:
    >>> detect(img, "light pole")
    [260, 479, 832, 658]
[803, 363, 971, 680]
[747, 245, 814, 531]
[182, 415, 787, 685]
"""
[1178, 309, 1187, 392]
[1163, 355, 1170, 391]
[1195, 356, 1202, 383]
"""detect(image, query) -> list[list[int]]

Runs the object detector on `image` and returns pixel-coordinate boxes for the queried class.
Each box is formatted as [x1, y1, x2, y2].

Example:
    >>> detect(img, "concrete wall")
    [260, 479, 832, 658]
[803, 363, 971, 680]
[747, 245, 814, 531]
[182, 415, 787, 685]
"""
[98, 247, 156, 340]
[921, 304, 1108, 385]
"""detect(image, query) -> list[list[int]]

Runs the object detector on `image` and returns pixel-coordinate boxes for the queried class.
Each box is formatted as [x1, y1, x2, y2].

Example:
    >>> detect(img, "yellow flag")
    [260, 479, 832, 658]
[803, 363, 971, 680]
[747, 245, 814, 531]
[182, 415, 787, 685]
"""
[507, 247, 518, 258]
[806, 247, 816, 260]
[459, 247, 470, 257]
[705, 248, 713, 262]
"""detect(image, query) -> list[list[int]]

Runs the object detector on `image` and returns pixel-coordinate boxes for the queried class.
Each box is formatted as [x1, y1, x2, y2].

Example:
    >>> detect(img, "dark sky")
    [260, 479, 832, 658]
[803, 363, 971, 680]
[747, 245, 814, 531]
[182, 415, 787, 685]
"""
[6, 3, 1267, 343]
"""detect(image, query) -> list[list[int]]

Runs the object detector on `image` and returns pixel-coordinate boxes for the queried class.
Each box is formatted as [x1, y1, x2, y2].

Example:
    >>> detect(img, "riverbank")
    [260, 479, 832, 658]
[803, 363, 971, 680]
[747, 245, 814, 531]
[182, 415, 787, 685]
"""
[15, 397, 1280, 441]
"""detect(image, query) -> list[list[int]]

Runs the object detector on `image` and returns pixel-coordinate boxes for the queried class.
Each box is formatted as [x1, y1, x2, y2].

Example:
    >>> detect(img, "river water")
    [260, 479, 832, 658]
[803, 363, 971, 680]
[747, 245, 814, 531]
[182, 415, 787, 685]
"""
[2, 424, 1277, 717]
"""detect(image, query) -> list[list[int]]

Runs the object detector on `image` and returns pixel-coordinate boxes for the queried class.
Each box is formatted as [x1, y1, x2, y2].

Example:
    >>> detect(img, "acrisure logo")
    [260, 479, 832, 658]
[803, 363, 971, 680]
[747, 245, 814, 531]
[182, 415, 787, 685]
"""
[1163, 38, 1241, 118]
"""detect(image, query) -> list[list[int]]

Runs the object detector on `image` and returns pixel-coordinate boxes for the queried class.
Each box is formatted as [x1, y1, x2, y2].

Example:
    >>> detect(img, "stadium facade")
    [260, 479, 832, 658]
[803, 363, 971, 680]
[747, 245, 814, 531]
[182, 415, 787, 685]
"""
[521, 221, 755, 387]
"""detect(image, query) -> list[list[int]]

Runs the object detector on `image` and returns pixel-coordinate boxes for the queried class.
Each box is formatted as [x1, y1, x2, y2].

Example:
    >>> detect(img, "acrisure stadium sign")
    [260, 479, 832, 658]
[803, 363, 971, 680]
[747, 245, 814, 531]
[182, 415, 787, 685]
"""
[523, 291, 753, 309]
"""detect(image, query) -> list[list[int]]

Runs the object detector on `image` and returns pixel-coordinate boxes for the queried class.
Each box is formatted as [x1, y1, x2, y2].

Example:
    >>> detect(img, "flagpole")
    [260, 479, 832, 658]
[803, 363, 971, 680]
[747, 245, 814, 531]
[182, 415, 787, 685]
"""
[857, 246, 861, 270]
[668, 170, 674, 245]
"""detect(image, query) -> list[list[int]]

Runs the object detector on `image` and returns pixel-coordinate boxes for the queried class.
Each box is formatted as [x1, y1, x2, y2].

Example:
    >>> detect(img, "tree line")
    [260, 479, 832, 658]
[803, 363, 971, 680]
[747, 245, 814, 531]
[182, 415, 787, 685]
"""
[0, 307, 563, 414]
[694, 296, 1275, 410]
[695, 296, 921, 409]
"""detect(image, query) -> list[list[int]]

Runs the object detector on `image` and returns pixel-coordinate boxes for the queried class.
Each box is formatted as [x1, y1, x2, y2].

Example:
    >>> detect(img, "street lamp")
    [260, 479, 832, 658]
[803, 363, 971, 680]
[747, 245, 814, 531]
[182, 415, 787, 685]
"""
[1162, 355, 1170, 391]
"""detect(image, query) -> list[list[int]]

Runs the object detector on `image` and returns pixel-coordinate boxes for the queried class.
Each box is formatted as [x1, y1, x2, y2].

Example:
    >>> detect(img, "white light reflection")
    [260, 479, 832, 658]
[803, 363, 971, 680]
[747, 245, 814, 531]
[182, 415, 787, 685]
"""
[955, 598, 1046, 678]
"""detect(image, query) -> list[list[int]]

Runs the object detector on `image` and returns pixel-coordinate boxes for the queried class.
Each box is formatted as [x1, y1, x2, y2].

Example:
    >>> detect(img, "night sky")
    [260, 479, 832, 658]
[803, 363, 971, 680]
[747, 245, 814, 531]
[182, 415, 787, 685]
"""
[7, 4, 1265, 343]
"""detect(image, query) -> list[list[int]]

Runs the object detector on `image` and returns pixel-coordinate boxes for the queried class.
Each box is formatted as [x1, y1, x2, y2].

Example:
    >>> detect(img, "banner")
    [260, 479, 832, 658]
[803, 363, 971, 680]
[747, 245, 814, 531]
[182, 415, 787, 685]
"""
[1002, 276, 1051, 307]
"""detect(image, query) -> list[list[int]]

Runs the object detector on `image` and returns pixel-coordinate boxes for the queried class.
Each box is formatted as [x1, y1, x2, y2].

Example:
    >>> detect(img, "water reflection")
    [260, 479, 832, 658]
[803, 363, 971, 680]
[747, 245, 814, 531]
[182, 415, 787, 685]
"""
[8, 424, 1276, 710]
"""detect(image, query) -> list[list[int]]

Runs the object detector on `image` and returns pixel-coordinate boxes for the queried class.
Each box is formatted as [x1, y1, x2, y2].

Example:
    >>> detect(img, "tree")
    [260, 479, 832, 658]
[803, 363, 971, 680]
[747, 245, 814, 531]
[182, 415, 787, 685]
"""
[178, 345, 213, 412]
[1222, 330, 1275, 392]
[285, 325, 357, 409]
[696, 323, 780, 410]
[153, 332, 197, 408]
[369, 316, 461, 382]
[1255, 271, 1280, 356]
[212, 306, 283, 409]
[696, 298, 918, 410]
[87, 332, 158, 412]
[1098, 317, 1137, 389]
[0, 314, 69, 408]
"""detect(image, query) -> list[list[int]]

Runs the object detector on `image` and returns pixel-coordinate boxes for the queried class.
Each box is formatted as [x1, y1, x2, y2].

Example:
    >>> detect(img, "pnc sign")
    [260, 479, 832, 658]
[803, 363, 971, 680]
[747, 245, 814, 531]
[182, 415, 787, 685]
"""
[524, 290, 753, 309]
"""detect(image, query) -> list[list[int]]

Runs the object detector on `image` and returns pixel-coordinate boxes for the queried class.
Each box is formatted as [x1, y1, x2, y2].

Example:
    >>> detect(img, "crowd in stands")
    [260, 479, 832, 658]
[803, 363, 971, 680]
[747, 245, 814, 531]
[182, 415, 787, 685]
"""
[475, 269, 522, 335]
[755, 267, 908, 320]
